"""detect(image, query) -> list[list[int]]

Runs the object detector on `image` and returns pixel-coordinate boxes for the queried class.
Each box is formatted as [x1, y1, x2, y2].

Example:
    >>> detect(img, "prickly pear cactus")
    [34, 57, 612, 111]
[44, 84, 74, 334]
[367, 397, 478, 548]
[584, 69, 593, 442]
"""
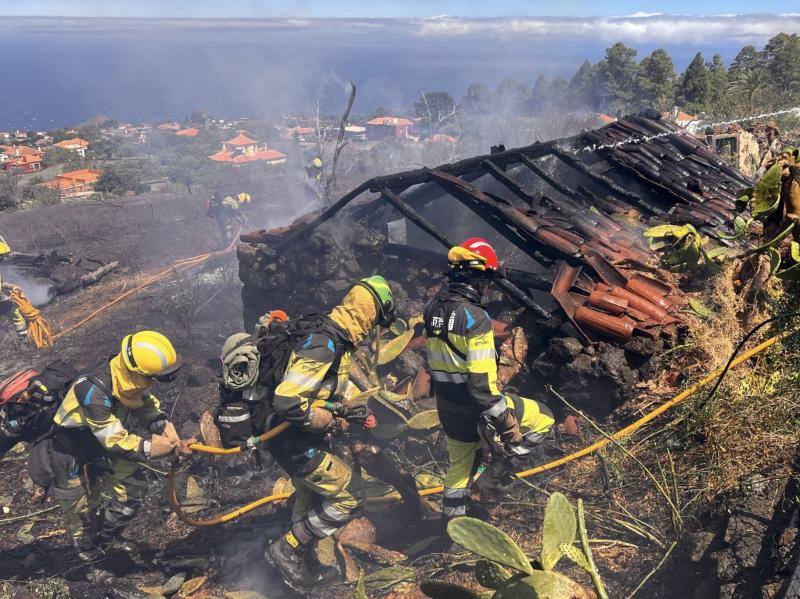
[447, 517, 533, 575]
[492, 570, 592, 599]
[558, 543, 591, 572]
[474, 559, 511, 589]
[540, 492, 576, 570]
[420, 581, 482, 598]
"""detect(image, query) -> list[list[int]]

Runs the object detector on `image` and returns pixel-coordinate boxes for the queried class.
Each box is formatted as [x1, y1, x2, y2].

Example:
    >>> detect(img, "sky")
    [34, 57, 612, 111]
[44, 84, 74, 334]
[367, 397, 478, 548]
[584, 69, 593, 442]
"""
[0, 0, 784, 18]
[2, 3, 798, 129]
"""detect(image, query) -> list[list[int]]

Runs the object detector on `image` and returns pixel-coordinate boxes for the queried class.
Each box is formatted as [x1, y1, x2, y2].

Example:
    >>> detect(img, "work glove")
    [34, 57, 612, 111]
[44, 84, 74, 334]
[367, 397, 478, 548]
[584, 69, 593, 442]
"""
[177, 437, 197, 456]
[327, 402, 376, 429]
[148, 433, 178, 458]
[163, 421, 180, 443]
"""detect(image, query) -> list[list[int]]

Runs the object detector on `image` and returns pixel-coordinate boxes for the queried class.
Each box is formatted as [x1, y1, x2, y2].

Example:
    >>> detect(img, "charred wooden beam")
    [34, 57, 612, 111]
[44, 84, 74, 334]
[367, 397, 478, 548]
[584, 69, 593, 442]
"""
[367, 139, 559, 193]
[550, 148, 660, 213]
[378, 188, 551, 318]
[480, 159, 536, 206]
[277, 180, 373, 248]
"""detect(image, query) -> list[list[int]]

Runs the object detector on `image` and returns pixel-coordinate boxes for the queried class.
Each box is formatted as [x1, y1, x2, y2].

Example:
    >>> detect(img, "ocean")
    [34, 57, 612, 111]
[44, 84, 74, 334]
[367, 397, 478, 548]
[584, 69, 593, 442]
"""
[0, 17, 750, 130]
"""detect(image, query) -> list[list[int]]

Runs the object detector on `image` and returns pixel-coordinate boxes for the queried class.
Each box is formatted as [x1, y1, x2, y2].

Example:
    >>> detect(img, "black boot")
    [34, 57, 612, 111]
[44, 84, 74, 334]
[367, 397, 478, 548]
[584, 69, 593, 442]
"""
[266, 533, 318, 590]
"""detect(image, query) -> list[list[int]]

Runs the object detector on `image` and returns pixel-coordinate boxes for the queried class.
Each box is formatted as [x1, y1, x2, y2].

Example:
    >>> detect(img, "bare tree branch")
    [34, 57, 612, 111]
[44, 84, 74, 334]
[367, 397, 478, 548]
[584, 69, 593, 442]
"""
[324, 81, 357, 206]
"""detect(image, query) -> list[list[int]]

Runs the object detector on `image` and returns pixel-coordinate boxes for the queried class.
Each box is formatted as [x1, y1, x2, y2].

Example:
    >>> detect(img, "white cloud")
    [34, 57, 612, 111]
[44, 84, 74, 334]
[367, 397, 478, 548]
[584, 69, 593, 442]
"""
[411, 14, 800, 43]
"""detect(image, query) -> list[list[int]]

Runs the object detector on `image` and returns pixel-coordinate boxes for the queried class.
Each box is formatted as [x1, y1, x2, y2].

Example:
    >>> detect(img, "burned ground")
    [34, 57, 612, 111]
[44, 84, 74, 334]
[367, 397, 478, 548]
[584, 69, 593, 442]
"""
[0, 116, 798, 599]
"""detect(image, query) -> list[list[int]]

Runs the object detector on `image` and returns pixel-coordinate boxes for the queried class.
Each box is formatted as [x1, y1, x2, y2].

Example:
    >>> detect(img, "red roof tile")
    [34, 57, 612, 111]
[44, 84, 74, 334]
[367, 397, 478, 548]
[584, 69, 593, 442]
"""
[225, 132, 258, 147]
[366, 117, 413, 126]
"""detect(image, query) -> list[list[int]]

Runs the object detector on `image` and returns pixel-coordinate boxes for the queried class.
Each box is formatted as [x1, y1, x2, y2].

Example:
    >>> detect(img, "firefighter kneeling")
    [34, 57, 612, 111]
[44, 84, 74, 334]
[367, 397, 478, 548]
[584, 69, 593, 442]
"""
[424, 238, 555, 549]
[264, 276, 395, 590]
[27, 331, 193, 560]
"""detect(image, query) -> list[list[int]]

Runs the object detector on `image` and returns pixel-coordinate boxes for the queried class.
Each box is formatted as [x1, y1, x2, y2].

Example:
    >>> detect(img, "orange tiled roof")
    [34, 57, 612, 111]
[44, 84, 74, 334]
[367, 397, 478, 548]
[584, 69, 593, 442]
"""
[225, 132, 258, 147]
[662, 110, 697, 122]
[429, 134, 458, 143]
[40, 169, 101, 190]
[2, 145, 42, 157]
[209, 148, 286, 164]
[176, 128, 199, 137]
[54, 137, 89, 150]
[366, 117, 413, 126]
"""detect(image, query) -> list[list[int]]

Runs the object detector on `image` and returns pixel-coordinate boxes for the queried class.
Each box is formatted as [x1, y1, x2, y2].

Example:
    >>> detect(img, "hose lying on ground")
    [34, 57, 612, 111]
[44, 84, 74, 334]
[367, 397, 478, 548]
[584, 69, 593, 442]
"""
[169, 316, 799, 526]
[9, 286, 53, 349]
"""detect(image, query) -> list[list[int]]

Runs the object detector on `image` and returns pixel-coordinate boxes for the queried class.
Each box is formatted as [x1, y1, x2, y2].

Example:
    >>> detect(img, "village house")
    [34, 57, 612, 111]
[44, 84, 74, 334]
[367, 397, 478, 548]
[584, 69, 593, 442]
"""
[209, 131, 286, 166]
[0, 145, 43, 173]
[39, 168, 102, 198]
[280, 126, 315, 143]
[176, 127, 199, 137]
[365, 116, 414, 141]
[54, 137, 89, 158]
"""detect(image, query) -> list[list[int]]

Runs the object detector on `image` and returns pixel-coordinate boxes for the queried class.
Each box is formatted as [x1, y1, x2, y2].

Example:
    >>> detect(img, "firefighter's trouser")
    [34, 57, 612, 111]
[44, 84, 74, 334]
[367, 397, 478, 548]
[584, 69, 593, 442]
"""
[28, 438, 147, 547]
[288, 451, 360, 545]
[442, 396, 554, 518]
[0, 298, 26, 338]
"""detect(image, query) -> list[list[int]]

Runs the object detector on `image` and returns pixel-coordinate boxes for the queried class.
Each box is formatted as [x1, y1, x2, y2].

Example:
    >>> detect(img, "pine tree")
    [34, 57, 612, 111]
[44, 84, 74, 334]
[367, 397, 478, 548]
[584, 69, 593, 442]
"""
[459, 83, 492, 115]
[762, 33, 800, 108]
[677, 52, 710, 113]
[706, 54, 731, 117]
[595, 43, 639, 115]
[637, 48, 676, 111]
[568, 60, 598, 110]
[728, 45, 767, 114]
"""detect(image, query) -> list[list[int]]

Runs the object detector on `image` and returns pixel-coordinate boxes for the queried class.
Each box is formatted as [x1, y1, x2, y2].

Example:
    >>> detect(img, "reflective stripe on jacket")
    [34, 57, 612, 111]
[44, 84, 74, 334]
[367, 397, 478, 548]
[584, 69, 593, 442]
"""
[272, 332, 352, 427]
[53, 356, 164, 460]
[424, 284, 505, 442]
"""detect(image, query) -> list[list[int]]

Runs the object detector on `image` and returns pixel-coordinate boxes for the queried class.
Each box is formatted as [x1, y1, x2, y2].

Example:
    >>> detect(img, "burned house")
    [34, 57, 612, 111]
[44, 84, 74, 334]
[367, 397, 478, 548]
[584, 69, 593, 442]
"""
[237, 112, 751, 412]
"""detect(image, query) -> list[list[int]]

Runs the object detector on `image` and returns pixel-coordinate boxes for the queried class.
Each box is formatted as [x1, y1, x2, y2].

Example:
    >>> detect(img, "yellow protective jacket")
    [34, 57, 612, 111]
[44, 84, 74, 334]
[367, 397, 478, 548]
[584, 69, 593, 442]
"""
[424, 280, 508, 443]
[272, 284, 376, 428]
[53, 355, 167, 460]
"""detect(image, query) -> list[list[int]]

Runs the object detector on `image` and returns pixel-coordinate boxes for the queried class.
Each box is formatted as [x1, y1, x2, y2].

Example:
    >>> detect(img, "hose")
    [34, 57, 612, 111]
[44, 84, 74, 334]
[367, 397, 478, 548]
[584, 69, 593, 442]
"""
[169, 316, 799, 526]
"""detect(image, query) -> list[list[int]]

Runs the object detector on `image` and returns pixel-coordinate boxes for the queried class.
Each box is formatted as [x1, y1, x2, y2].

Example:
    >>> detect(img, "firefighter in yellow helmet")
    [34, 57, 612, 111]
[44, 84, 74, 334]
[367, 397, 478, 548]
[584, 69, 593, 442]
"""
[27, 331, 194, 560]
[424, 238, 555, 549]
[207, 191, 247, 246]
[0, 237, 29, 342]
[265, 276, 395, 590]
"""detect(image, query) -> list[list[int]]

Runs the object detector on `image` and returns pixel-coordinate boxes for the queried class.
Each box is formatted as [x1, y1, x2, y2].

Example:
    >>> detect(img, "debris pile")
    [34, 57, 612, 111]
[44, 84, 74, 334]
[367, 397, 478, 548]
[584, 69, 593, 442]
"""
[238, 112, 752, 412]
[1, 251, 118, 305]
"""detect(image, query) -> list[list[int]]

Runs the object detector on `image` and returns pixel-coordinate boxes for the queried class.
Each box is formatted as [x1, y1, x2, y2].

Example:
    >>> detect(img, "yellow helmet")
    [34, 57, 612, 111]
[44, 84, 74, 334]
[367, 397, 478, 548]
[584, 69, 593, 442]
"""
[121, 331, 182, 380]
[0, 235, 10, 257]
[237, 192, 251, 204]
[312, 157, 323, 168]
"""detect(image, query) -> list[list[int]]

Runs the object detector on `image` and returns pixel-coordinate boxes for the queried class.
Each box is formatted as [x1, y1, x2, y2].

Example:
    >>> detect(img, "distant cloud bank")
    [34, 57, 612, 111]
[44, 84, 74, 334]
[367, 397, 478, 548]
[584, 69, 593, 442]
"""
[1, 14, 798, 45]
[410, 14, 800, 43]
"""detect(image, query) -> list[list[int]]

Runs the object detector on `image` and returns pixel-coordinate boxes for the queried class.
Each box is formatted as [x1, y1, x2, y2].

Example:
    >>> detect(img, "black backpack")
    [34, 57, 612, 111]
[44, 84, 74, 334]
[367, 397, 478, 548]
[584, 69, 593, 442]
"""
[215, 314, 351, 448]
[0, 360, 79, 458]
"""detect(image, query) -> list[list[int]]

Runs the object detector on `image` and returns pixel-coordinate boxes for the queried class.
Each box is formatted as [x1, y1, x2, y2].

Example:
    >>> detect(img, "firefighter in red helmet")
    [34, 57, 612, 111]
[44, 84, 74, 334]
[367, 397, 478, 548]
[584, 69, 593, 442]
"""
[423, 238, 555, 549]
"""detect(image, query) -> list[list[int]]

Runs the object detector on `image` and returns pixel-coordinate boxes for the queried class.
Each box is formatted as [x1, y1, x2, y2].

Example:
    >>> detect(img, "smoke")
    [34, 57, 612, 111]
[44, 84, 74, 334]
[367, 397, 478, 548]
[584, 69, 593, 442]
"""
[0, 265, 55, 307]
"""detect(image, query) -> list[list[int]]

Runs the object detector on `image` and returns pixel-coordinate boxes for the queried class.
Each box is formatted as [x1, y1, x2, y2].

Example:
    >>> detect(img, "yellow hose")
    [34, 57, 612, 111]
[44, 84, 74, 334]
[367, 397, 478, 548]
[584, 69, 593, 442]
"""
[171, 329, 792, 525]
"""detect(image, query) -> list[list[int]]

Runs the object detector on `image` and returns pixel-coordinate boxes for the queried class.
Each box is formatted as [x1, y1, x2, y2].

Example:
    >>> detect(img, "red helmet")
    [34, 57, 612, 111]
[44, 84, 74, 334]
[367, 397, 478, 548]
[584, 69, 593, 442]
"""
[459, 237, 499, 271]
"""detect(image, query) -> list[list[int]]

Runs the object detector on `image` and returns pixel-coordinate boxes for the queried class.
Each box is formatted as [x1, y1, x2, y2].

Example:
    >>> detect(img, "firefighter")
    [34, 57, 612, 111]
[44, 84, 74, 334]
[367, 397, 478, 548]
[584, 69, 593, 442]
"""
[265, 275, 395, 590]
[423, 238, 555, 546]
[206, 191, 246, 246]
[27, 331, 193, 560]
[0, 274, 28, 341]
[304, 156, 324, 200]
[0, 237, 29, 342]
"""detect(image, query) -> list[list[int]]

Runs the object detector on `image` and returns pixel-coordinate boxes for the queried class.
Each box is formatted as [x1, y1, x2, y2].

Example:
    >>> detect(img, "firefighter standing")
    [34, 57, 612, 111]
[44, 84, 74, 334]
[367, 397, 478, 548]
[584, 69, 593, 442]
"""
[423, 238, 555, 546]
[265, 276, 395, 589]
[207, 191, 247, 246]
[27, 331, 193, 560]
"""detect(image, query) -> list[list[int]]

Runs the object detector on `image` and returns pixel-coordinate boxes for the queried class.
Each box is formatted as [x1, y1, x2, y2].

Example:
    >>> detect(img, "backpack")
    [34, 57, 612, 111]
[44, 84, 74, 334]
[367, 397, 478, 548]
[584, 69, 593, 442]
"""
[214, 314, 350, 448]
[0, 360, 79, 458]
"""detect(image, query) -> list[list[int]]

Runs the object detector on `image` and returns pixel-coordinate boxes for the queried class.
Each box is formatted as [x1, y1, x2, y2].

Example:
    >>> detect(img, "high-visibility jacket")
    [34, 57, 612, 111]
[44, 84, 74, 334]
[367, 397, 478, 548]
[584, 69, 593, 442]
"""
[53, 355, 166, 460]
[272, 330, 352, 426]
[424, 281, 509, 443]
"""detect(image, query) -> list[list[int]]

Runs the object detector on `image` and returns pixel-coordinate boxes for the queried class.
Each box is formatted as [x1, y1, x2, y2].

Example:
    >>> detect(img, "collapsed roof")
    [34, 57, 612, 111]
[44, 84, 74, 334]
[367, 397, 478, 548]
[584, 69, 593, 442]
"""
[240, 112, 751, 345]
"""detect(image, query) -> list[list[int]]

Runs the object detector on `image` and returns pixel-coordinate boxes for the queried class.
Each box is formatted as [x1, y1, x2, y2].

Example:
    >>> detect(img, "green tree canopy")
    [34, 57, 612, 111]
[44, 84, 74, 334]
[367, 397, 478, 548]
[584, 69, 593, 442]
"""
[637, 48, 676, 111]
